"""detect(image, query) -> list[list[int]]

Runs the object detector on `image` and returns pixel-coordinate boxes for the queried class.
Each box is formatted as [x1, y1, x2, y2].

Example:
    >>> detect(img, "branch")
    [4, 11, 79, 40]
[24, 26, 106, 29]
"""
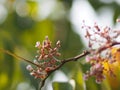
[96, 41, 120, 54]
[0, 48, 41, 67]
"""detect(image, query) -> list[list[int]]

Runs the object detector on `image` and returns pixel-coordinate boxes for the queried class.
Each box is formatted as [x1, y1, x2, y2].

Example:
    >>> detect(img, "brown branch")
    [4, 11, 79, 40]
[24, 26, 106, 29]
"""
[0, 48, 41, 67]
[96, 41, 120, 54]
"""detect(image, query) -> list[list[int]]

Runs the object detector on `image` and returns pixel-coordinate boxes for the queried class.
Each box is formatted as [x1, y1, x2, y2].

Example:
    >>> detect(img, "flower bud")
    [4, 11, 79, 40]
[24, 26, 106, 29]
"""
[33, 59, 38, 64]
[56, 40, 60, 47]
[26, 65, 33, 71]
[116, 19, 120, 22]
[35, 41, 40, 48]
[85, 55, 91, 62]
[95, 63, 102, 69]
[83, 74, 88, 80]
[45, 67, 54, 72]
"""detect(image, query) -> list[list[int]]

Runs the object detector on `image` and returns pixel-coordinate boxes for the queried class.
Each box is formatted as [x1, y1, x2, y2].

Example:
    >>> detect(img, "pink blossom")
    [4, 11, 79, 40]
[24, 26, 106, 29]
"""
[83, 74, 88, 80]
[95, 63, 102, 69]
[85, 55, 91, 62]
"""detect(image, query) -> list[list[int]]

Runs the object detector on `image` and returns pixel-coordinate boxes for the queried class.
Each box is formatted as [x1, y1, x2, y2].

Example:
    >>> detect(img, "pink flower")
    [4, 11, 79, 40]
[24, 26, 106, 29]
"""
[83, 74, 88, 80]
[85, 55, 91, 62]
[95, 63, 102, 69]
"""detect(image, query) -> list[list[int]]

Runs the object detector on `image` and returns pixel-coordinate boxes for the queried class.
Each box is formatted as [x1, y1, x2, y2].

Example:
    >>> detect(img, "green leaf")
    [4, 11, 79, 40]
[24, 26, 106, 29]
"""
[52, 82, 73, 90]
[88, 0, 105, 10]
[59, 0, 73, 9]
[73, 68, 85, 90]
[113, 8, 120, 23]
[85, 78, 102, 90]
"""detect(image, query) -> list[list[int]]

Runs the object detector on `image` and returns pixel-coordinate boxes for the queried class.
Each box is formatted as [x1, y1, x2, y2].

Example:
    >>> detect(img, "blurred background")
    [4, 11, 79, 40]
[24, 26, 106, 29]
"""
[0, 0, 120, 90]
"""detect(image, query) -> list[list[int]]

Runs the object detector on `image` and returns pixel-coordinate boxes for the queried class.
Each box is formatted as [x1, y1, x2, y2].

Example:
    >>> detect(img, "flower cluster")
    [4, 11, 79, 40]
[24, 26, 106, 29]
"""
[26, 36, 61, 79]
[82, 21, 120, 83]
[82, 21, 120, 49]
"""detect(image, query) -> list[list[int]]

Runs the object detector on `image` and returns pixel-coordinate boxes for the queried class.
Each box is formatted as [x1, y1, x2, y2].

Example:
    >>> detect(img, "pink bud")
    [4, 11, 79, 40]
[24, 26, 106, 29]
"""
[95, 63, 101, 69]
[83, 74, 88, 80]
[45, 67, 54, 72]
[85, 56, 91, 62]
[44, 55, 48, 59]
[54, 47, 57, 51]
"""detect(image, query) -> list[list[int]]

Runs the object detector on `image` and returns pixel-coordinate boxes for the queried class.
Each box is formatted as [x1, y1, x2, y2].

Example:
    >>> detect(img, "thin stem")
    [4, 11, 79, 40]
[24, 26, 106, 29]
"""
[0, 48, 40, 67]
[62, 50, 90, 63]
[96, 41, 120, 54]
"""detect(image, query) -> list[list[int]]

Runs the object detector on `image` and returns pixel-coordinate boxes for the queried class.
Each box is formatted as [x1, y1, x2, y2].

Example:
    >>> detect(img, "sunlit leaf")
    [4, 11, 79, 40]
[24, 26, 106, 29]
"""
[52, 82, 73, 90]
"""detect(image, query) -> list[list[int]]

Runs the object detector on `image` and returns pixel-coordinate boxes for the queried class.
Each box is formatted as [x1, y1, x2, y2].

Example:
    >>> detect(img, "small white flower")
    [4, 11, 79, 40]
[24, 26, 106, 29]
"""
[33, 59, 38, 64]
[26, 65, 33, 71]
[30, 72, 35, 76]
[56, 40, 60, 45]
[116, 19, 120, 22]
[35, 41, 40, 47]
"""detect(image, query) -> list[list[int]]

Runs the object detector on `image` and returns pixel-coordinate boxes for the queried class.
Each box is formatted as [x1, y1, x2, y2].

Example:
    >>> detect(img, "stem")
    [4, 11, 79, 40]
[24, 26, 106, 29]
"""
[96, 41, 120, 54]
[0, 48, 40, 67]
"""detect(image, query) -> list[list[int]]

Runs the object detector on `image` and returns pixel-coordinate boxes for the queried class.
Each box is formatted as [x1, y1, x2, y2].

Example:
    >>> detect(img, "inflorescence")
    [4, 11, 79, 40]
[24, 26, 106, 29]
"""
[26, 36, 61, 79]
[82, 21, 120, 83]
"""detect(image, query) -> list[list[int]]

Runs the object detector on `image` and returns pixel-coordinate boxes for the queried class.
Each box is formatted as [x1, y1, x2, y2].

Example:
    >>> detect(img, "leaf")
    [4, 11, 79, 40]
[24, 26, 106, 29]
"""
[59, 0, 73, 9]
[85, 78, 101, 90]
[113, 8, 120, 23]
[88, 0, 105, 10]
[52, 82, 73, 90]
[73, 68, 85, 90]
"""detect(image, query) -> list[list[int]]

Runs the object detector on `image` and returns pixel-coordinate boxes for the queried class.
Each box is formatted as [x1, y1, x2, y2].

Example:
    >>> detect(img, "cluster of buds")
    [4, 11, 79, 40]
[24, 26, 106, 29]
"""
[82, 20, 120, 83]
[82, 21, 120, 49]
[26, 36, 61, 79]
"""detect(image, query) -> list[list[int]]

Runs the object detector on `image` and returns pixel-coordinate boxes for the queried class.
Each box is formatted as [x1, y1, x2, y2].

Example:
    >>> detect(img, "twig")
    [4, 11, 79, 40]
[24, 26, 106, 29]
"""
[96, 41, 120, 54]
[0, 48, 41, 67]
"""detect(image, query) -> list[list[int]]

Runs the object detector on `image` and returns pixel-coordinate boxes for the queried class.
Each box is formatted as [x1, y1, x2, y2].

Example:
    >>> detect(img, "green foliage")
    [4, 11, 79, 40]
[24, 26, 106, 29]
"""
[53, 82, 73, 90]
